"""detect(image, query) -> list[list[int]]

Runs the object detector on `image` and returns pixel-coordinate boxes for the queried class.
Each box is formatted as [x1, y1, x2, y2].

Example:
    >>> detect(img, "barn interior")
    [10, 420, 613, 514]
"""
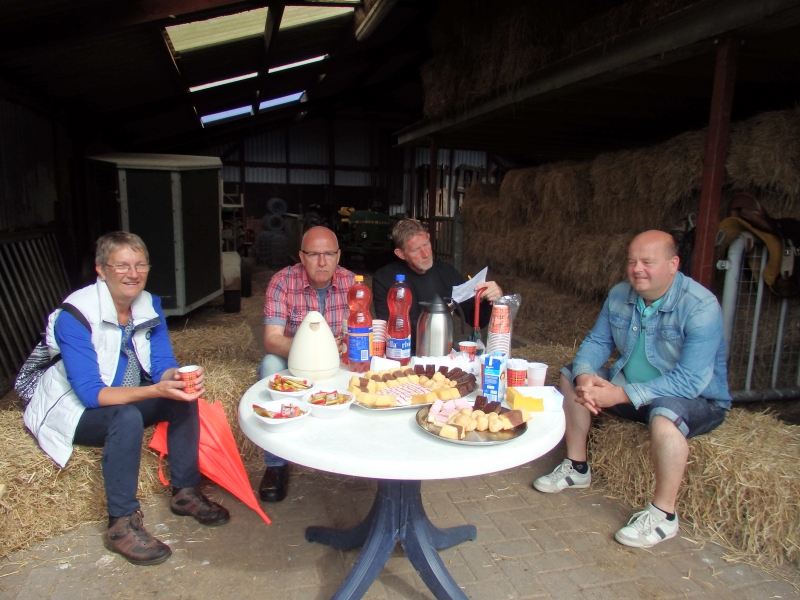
[1, 0, 799, 593]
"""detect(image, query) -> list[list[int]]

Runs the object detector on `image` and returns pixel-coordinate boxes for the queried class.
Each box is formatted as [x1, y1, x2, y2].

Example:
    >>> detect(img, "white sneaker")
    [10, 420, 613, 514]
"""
[615, 503, 679, 548]
[533, 458, 591, 493]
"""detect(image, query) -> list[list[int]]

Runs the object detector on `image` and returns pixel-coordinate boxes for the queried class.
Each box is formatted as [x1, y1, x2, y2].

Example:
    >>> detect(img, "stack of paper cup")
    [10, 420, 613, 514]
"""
[372, 319, 387, 358]
[485, 304, 511, 355]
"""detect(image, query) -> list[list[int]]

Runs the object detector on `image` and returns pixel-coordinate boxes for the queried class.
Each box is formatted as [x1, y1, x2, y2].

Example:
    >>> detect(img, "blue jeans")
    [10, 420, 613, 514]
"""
[73, 397, 200, 517]
[258, 354, 289, 467]
[561, 363, 728, 438]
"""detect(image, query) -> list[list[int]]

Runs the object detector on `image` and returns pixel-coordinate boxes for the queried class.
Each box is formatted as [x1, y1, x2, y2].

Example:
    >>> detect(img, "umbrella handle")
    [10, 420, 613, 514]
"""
[474, 286, 487, 329]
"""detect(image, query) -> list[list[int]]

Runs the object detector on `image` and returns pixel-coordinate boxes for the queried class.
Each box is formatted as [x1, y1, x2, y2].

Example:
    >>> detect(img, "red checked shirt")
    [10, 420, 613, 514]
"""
[263, 264, 355, 338]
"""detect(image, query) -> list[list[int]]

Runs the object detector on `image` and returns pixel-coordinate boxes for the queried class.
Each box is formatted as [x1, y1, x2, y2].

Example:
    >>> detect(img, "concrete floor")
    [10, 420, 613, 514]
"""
[1, 440, 796, 600]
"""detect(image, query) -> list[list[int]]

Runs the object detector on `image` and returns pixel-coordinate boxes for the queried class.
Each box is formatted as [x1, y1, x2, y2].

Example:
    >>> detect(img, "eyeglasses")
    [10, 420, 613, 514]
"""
[300, 250, 340, 259]
[106, 263, 151, 274]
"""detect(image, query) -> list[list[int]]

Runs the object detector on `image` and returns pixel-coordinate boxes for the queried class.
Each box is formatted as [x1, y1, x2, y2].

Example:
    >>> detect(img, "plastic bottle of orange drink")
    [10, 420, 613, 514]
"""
[346, 275, 372, 373]
[386, 274, 412, 366]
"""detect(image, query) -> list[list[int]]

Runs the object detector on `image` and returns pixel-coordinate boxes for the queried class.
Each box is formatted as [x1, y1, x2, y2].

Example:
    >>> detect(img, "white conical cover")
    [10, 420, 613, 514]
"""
[288, 311, 340, 381]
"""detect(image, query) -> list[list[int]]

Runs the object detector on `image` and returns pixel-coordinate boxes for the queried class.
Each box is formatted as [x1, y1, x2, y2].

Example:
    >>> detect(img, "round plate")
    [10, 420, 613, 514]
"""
[353, 400, 433, 411]
[415, 406, 527, 445]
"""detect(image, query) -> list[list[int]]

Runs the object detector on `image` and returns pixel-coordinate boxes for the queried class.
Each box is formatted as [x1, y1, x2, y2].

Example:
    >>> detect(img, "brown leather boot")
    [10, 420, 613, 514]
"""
[170, 486, 230, 526]
[104, 510, 171, 566]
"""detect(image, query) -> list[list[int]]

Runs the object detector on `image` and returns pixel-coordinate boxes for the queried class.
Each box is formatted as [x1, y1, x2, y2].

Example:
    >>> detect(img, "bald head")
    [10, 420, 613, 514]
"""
[627, 230, 680, 304]
[630, 230, 678, 260]
[299, 226, 341, 288]
[302, 226, 338, 249]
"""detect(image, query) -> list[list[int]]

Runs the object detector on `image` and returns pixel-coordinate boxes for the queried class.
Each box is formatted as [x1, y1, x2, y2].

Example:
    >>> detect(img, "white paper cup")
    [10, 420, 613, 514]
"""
[527, 362, 548, 386]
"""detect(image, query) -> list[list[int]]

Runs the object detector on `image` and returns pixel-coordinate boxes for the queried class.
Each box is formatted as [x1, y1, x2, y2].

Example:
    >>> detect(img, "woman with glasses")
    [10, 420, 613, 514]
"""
[23, 231, 228, 566]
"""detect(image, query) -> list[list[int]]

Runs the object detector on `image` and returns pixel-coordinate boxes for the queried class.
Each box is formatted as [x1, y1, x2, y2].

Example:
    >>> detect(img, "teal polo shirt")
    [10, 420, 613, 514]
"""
[622, 296, 664, 384]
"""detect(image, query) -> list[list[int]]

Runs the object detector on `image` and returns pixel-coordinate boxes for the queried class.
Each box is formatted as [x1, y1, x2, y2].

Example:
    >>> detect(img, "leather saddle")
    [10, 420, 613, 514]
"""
[724, 193, 800, 297]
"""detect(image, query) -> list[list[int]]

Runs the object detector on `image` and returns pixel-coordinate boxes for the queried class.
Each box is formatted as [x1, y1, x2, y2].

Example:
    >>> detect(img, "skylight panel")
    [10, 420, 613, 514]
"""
[280, 6, 353, 29]
[269, 55, 328, 74]
[200, 105, 252, 125]
[167, 5, 353, 53]
[190, 72, 258, 93]
[259, 91, 305, 111]
[167, 8, 267, 52]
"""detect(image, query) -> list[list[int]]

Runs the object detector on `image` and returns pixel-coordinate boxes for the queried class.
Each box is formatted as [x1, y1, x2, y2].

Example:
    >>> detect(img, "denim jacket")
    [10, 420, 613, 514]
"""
[572, 271, 731, 409]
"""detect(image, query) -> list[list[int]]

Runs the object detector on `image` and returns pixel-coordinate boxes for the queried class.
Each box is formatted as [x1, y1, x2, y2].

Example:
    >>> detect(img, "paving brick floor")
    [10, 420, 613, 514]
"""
[1, 443, 797, 600]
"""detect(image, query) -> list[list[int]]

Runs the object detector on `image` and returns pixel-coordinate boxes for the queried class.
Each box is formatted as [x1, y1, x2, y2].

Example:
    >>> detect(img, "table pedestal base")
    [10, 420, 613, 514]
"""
[306, 479, 477, 600]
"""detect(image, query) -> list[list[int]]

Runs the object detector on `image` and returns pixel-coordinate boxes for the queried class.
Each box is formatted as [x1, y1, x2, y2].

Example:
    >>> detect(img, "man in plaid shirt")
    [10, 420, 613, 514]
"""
[258, 226, 355, 502]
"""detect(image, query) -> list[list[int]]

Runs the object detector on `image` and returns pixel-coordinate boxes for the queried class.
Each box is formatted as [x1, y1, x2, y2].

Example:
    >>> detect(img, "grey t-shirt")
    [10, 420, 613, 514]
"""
[264, 283, 332, 329]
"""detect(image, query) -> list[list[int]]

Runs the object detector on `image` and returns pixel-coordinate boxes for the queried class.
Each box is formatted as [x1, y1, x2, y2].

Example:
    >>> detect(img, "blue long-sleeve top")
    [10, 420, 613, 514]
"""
[54, 296, 179, 409]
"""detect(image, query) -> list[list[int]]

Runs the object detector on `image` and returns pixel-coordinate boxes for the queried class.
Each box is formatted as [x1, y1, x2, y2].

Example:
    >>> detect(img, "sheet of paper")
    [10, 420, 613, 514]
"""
[451, 266, 488, 304]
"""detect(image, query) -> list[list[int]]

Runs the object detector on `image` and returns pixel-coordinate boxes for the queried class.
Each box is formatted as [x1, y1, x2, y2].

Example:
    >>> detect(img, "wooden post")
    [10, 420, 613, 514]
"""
[428, 136, 438, 239]
[692, 37, 739, 287]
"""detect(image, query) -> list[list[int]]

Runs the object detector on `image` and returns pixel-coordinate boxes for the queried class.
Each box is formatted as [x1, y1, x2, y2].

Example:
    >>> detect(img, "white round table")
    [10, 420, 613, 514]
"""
[239, 369, 565, 600]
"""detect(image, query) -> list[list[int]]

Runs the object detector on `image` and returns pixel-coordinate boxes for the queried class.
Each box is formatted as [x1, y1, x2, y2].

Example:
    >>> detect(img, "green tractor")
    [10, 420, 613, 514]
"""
[338, 208, 395, 270]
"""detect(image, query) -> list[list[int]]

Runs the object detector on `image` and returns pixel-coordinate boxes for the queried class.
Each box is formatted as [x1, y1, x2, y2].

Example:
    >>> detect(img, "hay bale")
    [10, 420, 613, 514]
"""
[588, 409, 800, 570]
[421, 0, 703, 120]
[462, 183, 502, 235]
[0, 406, 165, 559]
[491, 273, 603, 347]
[728, 107, 800, 205]
[0, 301, 267, 559]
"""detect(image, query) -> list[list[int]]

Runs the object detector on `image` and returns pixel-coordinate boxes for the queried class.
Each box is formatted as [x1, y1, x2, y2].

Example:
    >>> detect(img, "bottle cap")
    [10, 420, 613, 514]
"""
[396, 274, 405, 282]
[354, 275, 363, 282]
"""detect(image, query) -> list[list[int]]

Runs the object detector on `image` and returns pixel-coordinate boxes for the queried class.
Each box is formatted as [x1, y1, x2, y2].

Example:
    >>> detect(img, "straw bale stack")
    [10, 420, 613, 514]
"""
[169, 321, 262, 462]
[422, 0, 702, 120]
[588, 409, 800, 570]
[728, 107, 800, 210]
[464, 106, 800, 300]
[0, 289, 268, 559]
[0, 405, 165, 559]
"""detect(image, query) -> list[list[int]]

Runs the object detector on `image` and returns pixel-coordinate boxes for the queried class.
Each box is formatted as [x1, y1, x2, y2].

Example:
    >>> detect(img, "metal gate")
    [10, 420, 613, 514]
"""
[0, 230, 71, 386]
[719, 235, 800, 400]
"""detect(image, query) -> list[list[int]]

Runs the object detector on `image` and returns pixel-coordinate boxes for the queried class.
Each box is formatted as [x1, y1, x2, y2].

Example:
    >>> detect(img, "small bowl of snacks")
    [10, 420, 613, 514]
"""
[252, 399, 310, 432]
[302, 390, 355, 419]
[266, 374, 314, 401]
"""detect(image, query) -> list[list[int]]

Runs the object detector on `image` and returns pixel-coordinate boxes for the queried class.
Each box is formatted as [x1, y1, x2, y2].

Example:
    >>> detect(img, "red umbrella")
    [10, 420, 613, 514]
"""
[149, 398, 271, 525]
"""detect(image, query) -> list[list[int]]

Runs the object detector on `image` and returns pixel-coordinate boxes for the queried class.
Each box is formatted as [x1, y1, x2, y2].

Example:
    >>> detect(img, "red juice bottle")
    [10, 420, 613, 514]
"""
[386, 274, 412, 366]
[346, 275, 372, 373]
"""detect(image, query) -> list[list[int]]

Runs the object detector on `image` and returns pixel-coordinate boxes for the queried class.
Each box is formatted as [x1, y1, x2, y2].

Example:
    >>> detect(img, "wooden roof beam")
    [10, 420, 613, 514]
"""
[252, 3, 285, 115]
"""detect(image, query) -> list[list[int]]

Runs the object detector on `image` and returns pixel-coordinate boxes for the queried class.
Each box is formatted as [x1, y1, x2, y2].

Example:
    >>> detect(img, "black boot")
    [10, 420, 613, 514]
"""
[259, 465, 289, 502]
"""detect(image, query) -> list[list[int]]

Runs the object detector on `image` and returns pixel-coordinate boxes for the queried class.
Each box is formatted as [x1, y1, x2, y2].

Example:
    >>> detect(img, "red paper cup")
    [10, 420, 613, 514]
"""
[459, 341, 477, 358]
[507, 368, 527, 387]
[372, 340, 386, 358]
[178, 365, 200, 394]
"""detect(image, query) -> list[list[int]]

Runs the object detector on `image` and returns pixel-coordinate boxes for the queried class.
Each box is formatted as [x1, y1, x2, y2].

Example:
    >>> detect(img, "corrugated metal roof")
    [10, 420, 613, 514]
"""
[0, 0, 432, 149]
[2, 27, 180, 111]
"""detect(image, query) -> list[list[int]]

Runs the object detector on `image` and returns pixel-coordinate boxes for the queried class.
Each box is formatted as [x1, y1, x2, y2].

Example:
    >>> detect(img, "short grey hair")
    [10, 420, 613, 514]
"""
[391, 219, 428, 250]
[95, 231, 149, 265]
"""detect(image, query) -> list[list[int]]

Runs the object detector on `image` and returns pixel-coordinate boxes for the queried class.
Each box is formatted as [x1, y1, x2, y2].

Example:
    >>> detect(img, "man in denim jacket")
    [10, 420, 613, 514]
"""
[534, 230, 730, 548]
